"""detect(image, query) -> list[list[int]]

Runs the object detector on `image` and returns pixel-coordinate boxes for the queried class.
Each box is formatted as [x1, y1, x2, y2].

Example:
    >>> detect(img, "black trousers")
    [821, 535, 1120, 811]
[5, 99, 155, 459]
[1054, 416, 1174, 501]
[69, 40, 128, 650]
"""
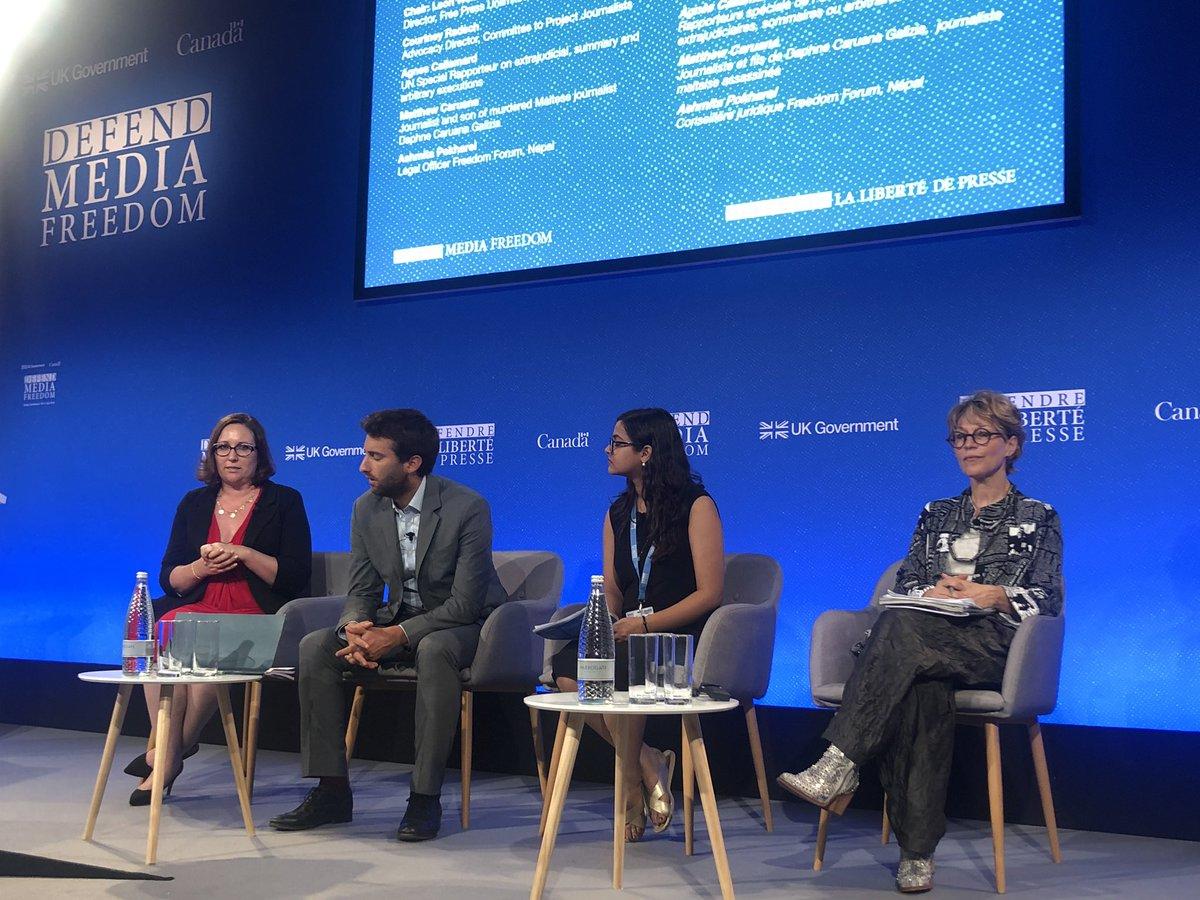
[823, 609, 1013, 855]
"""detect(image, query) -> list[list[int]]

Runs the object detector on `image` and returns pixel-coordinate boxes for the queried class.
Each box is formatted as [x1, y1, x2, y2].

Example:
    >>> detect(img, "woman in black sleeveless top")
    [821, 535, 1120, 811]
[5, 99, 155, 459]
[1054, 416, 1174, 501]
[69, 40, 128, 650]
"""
[552, 408, 725, 842]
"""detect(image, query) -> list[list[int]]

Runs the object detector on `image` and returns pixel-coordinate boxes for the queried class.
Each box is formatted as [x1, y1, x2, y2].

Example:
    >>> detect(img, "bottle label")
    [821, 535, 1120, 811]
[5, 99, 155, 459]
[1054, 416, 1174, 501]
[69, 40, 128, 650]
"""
[123, 640, 155, 657]
[577, 658, 615, 680]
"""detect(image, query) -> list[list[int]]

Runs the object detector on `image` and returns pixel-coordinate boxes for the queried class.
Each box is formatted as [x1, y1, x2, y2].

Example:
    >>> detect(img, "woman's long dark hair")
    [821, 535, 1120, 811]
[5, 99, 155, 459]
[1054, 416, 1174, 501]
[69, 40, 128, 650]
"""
[616, 408, 703, 558]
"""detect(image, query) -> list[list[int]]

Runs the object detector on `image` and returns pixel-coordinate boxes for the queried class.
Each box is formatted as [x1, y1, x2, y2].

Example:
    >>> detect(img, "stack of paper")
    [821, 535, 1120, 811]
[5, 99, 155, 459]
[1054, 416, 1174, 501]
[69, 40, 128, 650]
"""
[533, 607, 618, 641]
[877, 591, 989, 617]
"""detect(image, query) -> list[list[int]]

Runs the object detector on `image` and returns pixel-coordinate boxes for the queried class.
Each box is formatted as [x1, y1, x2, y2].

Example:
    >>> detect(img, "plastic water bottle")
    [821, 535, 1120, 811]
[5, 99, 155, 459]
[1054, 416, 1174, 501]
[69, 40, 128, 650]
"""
[578, 575, 615, 704]
[122, 571, 155, 676]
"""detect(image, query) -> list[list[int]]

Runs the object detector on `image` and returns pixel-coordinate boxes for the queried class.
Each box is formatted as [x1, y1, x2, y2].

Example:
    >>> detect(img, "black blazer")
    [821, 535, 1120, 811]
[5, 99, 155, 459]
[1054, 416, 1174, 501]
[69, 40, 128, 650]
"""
[158, 480, 313, 615]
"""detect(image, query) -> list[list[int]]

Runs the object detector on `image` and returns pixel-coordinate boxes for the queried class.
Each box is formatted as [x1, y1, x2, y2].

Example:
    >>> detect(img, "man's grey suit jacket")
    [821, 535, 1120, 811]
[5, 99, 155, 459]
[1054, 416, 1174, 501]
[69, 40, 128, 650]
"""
[336, 474, 506, 646]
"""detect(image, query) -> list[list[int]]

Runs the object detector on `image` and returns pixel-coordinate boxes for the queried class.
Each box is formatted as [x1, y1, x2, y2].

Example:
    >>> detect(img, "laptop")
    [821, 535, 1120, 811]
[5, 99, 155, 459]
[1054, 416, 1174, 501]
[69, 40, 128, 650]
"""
[174, 613, 286, 674]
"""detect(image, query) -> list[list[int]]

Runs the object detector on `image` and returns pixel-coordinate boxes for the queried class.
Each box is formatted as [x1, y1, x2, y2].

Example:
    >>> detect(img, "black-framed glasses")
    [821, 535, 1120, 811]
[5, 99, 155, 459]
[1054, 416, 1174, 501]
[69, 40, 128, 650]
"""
[212, 442, 257, 458]
[605, 439, 638, 453]
[946, 429, 1005, 449]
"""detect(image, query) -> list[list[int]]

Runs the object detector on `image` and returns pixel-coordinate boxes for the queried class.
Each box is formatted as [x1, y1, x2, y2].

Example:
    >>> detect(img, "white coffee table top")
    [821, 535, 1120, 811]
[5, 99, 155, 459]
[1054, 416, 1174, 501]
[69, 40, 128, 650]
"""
[525, 690, 737, 715]
[78, 670, 262, 686]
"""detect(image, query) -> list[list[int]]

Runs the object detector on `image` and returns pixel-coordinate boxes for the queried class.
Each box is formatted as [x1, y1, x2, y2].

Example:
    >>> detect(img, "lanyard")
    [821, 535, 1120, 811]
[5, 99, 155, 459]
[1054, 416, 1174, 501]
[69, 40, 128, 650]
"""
[630, 507, 654, 603]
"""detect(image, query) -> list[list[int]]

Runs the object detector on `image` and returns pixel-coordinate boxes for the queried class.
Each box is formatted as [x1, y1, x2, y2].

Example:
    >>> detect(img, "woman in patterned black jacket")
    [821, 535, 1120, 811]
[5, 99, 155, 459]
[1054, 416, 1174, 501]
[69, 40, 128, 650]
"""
[778, 390, 1063, 893]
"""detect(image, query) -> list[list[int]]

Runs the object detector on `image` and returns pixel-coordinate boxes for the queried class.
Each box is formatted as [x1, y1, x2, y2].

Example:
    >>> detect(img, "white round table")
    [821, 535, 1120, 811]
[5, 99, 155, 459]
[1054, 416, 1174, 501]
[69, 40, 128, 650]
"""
[525, 691, 739, 900]
[78, 670, 262, 865]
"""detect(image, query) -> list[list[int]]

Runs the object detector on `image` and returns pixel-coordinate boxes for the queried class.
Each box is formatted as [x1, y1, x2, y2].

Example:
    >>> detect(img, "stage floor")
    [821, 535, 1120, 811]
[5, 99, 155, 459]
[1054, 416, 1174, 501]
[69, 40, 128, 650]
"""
[1, 723, 1196, 897]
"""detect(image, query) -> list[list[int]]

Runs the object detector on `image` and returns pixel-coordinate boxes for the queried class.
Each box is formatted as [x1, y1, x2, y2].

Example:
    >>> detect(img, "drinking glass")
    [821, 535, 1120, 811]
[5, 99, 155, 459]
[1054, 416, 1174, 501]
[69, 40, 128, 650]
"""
[655, 634, 674, 701]
[665, 634, 694, 704]
[156, 619, 185, 676]
[627, 633, 661, 704]
[191, 618, 221, 676]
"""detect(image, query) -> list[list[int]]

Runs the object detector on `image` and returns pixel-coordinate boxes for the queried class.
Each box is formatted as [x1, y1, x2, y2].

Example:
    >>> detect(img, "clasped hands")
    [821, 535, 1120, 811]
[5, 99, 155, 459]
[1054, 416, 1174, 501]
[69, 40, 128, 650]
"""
[923, 574, 1011, 611]
[336, 621, 407, 668]
[195, 542, 241, 576]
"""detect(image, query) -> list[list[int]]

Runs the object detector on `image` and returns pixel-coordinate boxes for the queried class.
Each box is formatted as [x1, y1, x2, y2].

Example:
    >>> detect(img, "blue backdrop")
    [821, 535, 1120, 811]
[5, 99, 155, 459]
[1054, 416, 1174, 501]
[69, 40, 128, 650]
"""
[2, 0, 1198, 732]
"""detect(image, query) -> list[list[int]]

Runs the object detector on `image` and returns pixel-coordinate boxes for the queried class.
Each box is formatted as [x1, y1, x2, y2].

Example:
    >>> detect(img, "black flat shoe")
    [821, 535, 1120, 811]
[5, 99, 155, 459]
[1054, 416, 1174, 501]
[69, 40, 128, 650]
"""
[129, 765, 182, 806]
[269, 786, 353, 831]
[123, 742, 200, 779]
[396, 792, 441, 842]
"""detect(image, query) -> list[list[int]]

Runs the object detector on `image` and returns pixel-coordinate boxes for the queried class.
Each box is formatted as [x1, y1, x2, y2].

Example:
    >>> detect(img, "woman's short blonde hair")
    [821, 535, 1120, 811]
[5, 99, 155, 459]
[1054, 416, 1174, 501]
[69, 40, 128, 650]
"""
[947, 390, 1025, 473]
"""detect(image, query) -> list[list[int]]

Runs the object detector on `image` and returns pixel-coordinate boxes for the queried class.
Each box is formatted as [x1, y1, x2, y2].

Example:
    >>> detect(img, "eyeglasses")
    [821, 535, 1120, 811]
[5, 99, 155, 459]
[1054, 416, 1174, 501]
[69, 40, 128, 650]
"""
[605, 439, 638, 453]
[945, 429, 1005, 449]
[212, 442, 257, 458]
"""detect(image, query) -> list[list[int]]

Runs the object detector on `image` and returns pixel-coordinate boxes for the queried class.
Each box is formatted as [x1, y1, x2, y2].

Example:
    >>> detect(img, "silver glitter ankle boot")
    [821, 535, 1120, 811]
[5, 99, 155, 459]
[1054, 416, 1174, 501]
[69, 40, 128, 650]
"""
[776, 745, 859, 814]
[896, 856, 934, 893]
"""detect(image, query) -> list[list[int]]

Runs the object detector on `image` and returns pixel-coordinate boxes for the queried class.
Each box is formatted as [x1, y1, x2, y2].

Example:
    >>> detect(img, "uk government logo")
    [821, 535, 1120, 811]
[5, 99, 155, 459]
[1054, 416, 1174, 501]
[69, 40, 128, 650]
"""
[283, 444, 364, 462]
[280, 423, 496, 466]
[21, 362, 59, 408]
[759, 416, 900, 439]
[41, 92, 211, 247]
[439, 422, 495, 466]
[21, 46, 149, 95]
[672, 410, 710, 456]
[993, 389, 1086, 443]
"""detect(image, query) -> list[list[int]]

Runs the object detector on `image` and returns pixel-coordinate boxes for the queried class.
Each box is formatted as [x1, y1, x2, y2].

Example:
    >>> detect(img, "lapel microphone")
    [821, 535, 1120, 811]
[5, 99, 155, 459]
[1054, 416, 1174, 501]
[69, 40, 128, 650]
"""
[405, 531, 416, 542]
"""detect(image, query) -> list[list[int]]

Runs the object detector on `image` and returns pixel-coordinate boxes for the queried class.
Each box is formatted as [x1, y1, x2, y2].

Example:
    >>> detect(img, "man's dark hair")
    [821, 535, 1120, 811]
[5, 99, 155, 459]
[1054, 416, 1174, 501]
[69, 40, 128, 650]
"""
[361, 408, 439, 476]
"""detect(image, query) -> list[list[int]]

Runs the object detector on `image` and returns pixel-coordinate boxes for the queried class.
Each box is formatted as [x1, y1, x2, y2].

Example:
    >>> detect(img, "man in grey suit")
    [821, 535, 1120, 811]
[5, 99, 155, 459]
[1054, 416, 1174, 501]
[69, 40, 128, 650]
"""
[270, 409, 505, 840]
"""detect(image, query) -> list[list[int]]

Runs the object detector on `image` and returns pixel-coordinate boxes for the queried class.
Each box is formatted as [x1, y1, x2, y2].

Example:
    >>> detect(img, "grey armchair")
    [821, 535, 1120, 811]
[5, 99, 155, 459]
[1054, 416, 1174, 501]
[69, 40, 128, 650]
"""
[306, 550, 351, 600]
[690, 552, 782, 834]
[536, 553, 783, 838]
[807, 561, 1065, 894]
[341, 550, 564, 829]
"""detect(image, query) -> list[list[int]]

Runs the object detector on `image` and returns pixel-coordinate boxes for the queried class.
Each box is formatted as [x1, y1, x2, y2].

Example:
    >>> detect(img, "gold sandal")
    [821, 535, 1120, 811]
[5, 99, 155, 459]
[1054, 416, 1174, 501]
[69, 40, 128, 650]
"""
[645, 749, 676, 833]
[625, 792, 646, 843]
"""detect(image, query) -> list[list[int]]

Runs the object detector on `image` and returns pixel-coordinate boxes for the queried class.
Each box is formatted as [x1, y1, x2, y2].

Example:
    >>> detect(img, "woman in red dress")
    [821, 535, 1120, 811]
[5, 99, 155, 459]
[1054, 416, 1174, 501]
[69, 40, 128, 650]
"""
[126, 413, 312, 804]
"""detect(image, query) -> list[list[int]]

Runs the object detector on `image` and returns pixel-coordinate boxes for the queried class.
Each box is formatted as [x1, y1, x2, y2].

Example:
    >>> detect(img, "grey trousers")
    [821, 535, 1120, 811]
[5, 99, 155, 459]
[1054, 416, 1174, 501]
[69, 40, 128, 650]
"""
[298, 622, 481, 796]
[823, 609, 1013, 855]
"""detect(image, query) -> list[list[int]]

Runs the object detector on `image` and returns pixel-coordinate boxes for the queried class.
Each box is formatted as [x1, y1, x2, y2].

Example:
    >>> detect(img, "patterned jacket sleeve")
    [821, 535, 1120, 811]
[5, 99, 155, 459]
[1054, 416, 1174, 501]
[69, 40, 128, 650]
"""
[1002, 504, 1064, 620]
[893, 505, 936, 595]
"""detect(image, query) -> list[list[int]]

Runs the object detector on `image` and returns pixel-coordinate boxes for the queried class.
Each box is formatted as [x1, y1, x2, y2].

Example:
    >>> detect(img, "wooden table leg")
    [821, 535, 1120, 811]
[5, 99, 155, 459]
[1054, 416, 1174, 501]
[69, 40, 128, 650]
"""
[217, 685, 257, 837]
[82, 683, 132, 841]
[539, 712, 567, 837]
[240, 683, 251, 772]
[612, 717, 628, 889]
[681, 718, 695, 856]
[244, 681, 262, 802]
[145, 684, 174, 865]
[531, 712, 582, 900]
[683, 714, 735, 900]
[530, 703, 549, 798]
